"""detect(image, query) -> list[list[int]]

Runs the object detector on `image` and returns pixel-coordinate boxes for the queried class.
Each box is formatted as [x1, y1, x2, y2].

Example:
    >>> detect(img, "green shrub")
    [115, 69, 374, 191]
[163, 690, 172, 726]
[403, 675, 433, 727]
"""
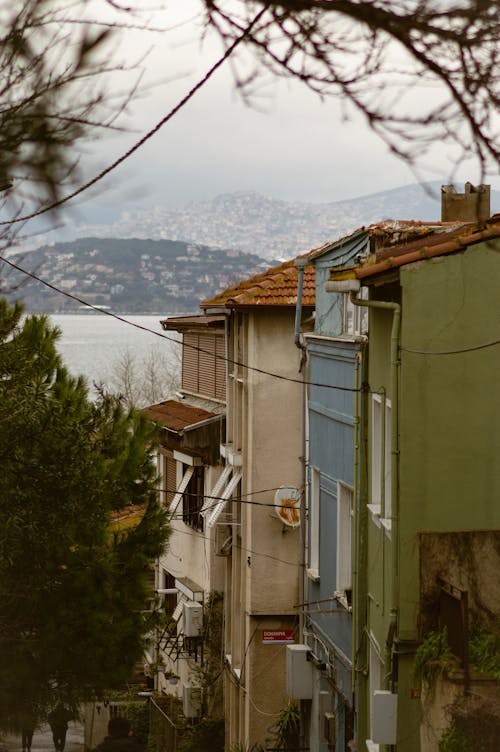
[413, 628, 452, 688]
[468, 630, 500, 679]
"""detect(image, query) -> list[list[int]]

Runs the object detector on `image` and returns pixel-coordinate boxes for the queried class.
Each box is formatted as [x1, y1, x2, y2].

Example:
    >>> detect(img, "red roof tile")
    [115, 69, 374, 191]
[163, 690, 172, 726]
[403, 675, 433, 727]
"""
[356, 216, 500, 280]
[327, 215, 500, 282]
[201, 257, 315, 309]
[143, 399, 218, 431]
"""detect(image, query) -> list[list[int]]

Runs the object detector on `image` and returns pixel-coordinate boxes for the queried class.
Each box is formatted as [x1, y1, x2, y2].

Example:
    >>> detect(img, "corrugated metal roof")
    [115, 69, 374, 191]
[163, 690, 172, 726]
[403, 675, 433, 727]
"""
[201, 257, 316, 309]
[161, 314, 226, 332]
[143, 399, 218, 431]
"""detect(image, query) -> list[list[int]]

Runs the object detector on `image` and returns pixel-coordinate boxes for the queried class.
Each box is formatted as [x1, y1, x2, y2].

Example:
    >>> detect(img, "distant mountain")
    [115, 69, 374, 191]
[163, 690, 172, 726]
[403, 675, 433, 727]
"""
[60, 182, 500, 260]
[4, 237, 273, 314]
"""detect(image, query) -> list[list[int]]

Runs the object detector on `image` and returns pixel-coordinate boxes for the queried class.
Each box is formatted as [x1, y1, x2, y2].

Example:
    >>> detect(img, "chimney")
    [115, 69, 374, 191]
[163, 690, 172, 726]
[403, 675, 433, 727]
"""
[441, 182, 490, 223]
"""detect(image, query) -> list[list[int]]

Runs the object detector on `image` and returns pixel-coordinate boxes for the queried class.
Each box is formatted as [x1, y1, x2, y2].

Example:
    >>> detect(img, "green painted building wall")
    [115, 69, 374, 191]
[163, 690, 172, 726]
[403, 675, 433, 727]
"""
[361, 238, 500, 751]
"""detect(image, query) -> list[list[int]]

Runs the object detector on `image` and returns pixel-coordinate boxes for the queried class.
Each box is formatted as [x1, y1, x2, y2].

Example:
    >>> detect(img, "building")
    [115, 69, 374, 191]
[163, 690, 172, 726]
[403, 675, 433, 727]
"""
[327, 207, 500, 751]
[201, 258, 315, 748]
[297, 220, 464, 752]
[144, 314, 226, 716]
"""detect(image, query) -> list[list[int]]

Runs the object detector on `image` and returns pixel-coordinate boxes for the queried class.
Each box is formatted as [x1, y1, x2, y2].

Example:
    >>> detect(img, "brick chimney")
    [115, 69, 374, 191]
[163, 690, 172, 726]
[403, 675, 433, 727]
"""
[441, 182, 491, 223]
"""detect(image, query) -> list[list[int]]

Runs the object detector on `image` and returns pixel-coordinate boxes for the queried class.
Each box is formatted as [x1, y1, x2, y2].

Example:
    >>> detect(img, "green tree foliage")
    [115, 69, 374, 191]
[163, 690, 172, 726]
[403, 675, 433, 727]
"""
[0, 299, 170, 729]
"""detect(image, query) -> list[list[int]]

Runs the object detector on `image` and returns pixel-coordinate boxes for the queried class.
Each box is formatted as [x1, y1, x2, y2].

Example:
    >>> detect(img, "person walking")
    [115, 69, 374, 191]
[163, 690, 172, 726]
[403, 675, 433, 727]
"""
[21, 715, 36, 752]
[48, 704, 72, 752]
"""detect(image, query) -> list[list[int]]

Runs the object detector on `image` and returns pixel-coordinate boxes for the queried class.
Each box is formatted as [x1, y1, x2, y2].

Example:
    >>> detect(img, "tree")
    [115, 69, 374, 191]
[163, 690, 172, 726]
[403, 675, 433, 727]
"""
[0, 0, 145, 294]
[0, 299, 170, 730]
[201, 0, 499, 181]
[105, 346, 181, 409]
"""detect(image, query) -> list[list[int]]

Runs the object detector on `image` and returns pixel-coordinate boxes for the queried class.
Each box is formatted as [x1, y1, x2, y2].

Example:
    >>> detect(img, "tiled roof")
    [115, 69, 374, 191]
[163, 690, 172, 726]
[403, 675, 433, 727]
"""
[143, 399, 218, 432]
[306, 220, 464, 262]
[201, 257, 316, 309]
[355, 216, 500, 280]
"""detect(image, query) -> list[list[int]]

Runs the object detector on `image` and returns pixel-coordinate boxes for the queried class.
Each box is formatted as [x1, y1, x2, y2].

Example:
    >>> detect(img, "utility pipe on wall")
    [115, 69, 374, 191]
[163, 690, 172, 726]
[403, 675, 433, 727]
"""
[348, 290, 401, 687]
[325, 279, 402, 685]
[294, 257, 309, 642]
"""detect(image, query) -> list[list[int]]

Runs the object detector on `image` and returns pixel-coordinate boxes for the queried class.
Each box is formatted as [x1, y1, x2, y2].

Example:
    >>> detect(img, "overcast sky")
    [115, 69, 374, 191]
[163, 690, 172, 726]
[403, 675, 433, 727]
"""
[69, 1, 498, 221]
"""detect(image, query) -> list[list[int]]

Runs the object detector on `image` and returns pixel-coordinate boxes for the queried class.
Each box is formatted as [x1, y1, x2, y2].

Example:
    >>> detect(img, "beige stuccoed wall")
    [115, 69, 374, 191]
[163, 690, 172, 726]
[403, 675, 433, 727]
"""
[244, 309, 303, 616]
[226, 306, 305, 747]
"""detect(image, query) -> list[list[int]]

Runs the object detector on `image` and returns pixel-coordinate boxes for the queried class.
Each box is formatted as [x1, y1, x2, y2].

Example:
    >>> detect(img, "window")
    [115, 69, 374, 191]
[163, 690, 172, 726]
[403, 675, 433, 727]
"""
[182, 465, 205, 531]
[169, 465, 195, 516]
[369, 395, 392, 532]
[307, 466, 320, 581]
[182, 332, 226, 401]
[342, 287, 368, 335]
[162, 570, 177, 617]
[205, 470, 242, 528]
[337, 482, 353, 594]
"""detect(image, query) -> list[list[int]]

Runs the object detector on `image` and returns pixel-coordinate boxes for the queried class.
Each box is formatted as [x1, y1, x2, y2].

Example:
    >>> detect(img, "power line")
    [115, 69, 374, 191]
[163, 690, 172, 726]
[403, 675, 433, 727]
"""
[158, 485, 299, 510]
[402, 339, 500, 355]
[0, 254, 361, 393]
[161, 519, 299, 569]
[0, 8, 267, 228]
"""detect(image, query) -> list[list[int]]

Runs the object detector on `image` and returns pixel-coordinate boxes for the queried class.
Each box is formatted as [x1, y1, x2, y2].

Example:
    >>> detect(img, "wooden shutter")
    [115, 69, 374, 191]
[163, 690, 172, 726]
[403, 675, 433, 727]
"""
[215, 335, 226, 400]
[182, 333, 199, 392]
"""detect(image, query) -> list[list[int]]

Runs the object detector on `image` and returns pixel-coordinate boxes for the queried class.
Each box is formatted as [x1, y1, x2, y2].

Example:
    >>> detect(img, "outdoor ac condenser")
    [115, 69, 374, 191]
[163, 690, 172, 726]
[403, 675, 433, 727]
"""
[286, 644, 313, 699]
[183, 601, 203, 637]
[183, 683, 201, 718]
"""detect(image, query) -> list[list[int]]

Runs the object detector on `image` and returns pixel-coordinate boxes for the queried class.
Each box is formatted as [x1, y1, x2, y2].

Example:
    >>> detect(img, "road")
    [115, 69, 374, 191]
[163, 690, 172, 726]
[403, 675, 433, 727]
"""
[1, 722, 84, 752]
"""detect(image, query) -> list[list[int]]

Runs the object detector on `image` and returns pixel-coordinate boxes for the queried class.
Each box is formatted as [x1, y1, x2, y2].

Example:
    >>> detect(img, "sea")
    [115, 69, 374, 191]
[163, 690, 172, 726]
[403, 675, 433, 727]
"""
[47, 313, 181, 395]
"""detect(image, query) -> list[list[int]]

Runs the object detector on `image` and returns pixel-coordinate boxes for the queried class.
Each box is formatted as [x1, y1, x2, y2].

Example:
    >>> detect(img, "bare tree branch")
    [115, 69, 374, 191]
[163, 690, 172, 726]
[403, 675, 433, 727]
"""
[201, 0, 500, 180]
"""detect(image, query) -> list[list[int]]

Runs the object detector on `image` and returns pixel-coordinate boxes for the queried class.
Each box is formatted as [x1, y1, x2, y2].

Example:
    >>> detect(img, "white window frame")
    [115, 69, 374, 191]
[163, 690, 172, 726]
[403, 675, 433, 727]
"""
[336, 481, 353, 593]
[307, 466, 320, 582]
[201, 465, 232, 516]
[343, 286, 368, 336]
[369, 394, 392, 534]
[169, 465, 195, 518]
[205, 471, 242, 528]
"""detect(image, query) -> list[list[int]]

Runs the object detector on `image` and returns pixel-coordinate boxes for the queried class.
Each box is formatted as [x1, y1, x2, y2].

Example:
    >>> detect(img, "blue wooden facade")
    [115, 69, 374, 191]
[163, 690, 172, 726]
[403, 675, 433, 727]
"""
[304, 233, 369, 752]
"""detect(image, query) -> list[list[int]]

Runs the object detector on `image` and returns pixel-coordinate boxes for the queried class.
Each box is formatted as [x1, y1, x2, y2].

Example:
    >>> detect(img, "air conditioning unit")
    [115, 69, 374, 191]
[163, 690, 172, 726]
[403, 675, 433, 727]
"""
[372, 690, 397, 745]
[286, 644, 313, 699]
[183, 601, 203, 637]
[183, 683, 201, 718]
[215, 525, 232, 556]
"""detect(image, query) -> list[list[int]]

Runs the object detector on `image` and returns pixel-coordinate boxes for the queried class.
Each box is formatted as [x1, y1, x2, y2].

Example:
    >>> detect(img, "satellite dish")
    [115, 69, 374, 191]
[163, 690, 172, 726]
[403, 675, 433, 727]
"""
[274, 486, 301, 527]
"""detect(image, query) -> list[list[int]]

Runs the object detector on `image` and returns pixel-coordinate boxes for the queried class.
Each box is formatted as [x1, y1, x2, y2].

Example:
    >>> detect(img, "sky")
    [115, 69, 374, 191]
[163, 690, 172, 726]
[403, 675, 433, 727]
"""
[51, 1, 500, 224]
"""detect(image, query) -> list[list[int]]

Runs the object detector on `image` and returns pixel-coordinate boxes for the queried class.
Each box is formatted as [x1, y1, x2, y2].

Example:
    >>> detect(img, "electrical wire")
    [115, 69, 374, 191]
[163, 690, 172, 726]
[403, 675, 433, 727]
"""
[160, 520, 299, 569]
[0, 254, 362, 393]
[0, 8, 267, 228]
[401, 338, 500, 355]
[158, 485, 298, 510]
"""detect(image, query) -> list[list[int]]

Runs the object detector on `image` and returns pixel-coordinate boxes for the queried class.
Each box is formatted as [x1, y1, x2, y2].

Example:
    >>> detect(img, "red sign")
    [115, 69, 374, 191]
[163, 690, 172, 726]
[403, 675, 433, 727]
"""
[262, 629, 295, 645]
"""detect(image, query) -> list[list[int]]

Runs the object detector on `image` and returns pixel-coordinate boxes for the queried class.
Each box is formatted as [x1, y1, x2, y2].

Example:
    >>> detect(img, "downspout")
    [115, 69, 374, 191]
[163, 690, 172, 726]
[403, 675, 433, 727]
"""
[348, 290, 401, 686]
[351, 350, 361, 697]
[294, 259, 306, 347]
[294, 258, 308, 642]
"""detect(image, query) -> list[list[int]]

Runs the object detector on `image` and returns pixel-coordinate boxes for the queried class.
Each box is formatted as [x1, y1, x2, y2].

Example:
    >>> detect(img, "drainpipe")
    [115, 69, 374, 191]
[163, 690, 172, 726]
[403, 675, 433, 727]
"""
[351, 350, 361, 698]
[325, 279, 401, 685]
[294, 259, 307, 347]
[348, 290, 401, 688]
[294, 257, 308, 641]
